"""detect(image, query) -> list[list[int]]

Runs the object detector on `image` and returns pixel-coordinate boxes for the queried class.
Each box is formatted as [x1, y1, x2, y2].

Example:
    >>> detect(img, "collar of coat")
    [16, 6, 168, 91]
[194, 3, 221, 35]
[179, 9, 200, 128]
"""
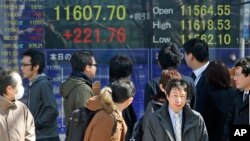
[0, 96, 17, 114]
[156, 104, 201, 137]
[70, 71, 92, 87]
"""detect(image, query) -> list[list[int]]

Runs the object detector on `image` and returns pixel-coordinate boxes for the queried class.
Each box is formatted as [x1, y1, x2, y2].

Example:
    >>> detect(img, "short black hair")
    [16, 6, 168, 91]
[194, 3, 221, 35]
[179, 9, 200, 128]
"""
[158, 43, 183, 69]
[235, 57, 250, 77]
[111, 78, 135, 103]
[70, 50, 94, 72]
[22, 49, 45, 74]
[165, 79, 190, 99]
[109, 55, 133, 82]
[183, 38, 209, 62]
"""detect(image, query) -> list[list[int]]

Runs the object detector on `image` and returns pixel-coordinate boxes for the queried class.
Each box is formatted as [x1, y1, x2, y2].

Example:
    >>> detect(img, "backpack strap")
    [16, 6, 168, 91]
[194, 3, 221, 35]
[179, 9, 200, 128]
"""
[64, 82, 86, 99]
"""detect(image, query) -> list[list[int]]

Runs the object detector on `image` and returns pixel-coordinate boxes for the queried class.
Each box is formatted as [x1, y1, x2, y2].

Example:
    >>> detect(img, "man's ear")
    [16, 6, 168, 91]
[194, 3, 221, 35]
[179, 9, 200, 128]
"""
[3, 85, 12, 97]
[159, 84, 165, 93]
[186, 53, 193, 61]
[6, 85, 12, 94]
[126, 97, 133, 105]
[166, 94, 169, 101]
[84, 65, 91, 72]
[33, 64, 40, 71]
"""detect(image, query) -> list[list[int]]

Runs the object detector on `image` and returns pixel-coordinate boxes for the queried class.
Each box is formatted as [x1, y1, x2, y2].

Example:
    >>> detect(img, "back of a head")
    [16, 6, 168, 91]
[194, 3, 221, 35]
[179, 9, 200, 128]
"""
[70, 50, 93, 72]
[111, 78, 135, 103]
[158, 42, 183, 70]
[235, 57, 250, 77]
[22, 49, 45, 74]
[183, 38, 209, 63]
[0, 69, 16, 96]
[207, 60, 231, 89]
[109, 55, 133, 82]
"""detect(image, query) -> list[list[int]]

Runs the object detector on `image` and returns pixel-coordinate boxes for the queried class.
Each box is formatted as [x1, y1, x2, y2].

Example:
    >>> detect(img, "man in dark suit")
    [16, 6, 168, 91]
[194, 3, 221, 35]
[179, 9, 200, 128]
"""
[144, 42, 196, 110]
[183, 38, 210, 115]
[224, 57, 250, 140]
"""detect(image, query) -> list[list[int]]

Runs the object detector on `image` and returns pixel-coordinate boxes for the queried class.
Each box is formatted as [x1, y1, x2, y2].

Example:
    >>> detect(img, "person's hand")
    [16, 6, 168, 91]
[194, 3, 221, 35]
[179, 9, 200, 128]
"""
[92, 81, 101, 95]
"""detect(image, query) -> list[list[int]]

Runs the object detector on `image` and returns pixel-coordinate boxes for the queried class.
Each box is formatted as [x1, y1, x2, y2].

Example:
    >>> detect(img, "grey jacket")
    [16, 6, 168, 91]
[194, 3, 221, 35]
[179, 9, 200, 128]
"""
[143, 104, 208, 141]
[25, 74, 59, 139]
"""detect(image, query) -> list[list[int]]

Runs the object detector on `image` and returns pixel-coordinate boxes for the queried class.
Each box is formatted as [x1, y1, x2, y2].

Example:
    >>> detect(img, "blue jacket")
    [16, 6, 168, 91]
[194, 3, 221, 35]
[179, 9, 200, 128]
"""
[24, 74, 59, 139]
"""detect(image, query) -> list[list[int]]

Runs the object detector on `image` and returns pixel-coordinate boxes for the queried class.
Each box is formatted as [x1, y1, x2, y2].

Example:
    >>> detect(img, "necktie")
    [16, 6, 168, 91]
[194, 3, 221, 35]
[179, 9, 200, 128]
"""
[191, 72, 196, 81]
[243, 91, 249, 102]
[174, 113, 182, 141]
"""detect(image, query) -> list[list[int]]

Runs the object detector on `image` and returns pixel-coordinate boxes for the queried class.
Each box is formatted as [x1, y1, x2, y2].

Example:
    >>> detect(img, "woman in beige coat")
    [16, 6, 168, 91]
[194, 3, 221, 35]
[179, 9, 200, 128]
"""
[83, 78, 135, 141]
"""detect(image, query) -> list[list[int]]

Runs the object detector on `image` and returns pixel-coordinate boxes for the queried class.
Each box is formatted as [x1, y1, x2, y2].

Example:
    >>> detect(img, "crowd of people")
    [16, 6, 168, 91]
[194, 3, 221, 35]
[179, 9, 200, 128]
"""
[0, 38, 249, 141]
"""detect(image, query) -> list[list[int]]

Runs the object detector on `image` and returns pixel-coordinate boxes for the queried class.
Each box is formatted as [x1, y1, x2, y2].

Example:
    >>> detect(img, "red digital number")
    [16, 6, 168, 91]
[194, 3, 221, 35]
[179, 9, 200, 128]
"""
[69, 27, 126, 44]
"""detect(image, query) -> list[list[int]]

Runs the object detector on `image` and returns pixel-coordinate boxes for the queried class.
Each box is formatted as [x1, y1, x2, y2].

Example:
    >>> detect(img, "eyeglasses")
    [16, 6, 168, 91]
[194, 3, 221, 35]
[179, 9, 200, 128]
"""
[90, 64, 98, 67]
[21, 63, 32, 67]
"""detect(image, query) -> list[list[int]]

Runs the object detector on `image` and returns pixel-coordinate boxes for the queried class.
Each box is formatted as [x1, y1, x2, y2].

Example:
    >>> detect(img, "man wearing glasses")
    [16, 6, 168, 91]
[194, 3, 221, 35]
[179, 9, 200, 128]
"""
[60, 50, 97, 126]
[224, 57, 250, 140]
[21, 49, 60, 141]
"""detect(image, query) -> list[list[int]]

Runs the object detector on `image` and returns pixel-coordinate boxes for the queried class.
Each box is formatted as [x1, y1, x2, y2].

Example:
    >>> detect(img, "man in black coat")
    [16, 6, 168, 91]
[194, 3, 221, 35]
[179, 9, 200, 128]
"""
[183, 38, 210, 115]
[144, 42, 196, 110]
[224, 57, 250, 140]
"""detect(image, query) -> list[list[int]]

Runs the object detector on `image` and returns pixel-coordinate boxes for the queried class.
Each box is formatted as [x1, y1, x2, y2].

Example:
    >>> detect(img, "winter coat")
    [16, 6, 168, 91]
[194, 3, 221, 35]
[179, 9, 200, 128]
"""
[60, 71, 94, 124]
[143, 104, 208, 141]
[0, 96, 35, 141]
[83, 95, 127, 141]
[224, 90, 249, 140]
[25, 74, 59, 139]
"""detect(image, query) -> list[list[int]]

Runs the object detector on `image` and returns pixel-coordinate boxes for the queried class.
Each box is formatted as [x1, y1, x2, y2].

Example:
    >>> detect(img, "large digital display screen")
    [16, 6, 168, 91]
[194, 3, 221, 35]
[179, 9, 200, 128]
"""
[0, 0, 250, 135]
[43, 0, 245, 48]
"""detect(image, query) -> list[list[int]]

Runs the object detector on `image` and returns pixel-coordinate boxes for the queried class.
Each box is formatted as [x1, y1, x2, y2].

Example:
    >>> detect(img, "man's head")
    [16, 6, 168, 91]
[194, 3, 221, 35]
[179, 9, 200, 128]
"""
[183, 38, 209, 70]
[109, 55, 133, 82]
[0, 70, 24, 101]
[165, 79, 189, 113]
[158, 43, 183, 70]
[234, 57, 250, 91]
[70, 50, 97, 79]
[21, 49, 45, 80]
[111, 78, 135, 108]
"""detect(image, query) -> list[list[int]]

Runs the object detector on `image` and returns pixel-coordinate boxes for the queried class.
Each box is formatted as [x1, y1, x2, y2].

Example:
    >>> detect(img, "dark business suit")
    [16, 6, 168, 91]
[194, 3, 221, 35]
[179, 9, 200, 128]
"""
[193, 69, 209, 115]
[223, 90, 249, 140]
[144, 74, 196, 109]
